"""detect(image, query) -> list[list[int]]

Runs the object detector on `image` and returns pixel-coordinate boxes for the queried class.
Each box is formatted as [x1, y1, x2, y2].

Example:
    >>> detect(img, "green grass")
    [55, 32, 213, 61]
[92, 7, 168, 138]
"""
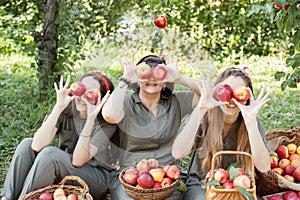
[0, 53, 299, 189]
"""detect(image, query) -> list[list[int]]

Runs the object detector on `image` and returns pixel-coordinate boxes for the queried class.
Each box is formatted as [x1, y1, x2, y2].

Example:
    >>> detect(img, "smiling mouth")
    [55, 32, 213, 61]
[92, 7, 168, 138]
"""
[226, 104, 237, 108]
[146, 82, 158, 87]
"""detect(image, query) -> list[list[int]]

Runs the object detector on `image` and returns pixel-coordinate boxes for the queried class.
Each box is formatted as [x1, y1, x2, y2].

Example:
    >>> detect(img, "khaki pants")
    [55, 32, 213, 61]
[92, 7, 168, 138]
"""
[1, 138, 114, 200]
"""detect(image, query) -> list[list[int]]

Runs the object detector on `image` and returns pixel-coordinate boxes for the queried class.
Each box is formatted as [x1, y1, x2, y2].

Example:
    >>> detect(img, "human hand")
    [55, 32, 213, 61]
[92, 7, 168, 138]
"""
[196, 76, 228, 111]
[84, 90, 111, 119]
[54, 75, 76, 110]
[163, 56, 181, 83]
[119, 53, 139, 83]
[232, 86, 270, 120]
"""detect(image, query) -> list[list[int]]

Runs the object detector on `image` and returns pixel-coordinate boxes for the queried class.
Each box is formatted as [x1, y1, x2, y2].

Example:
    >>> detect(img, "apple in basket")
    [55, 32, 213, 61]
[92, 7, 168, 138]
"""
[268, 193, 283, 200]
[149, 168, 165, 182]
[283, 190, 298, 200]
[137, 172, 154, 189]
[38, 192, 53, 200]
[66, 194, 78, 200]
[214, 168, 229, 185]
[233, 175, 251, 189]
[53, 189, 66, 199]
[136, 159, 150, 172]
[165, 165, 181, 179]
[148, 158, 159, 169]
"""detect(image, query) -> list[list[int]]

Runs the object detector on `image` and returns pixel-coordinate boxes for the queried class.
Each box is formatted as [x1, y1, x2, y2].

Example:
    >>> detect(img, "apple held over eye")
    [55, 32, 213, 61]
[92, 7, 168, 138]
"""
[84, 89, 99, 104]
[38, 192, 53, 200]
[232, 86, 250, 102]
[214, 84, 233, 102]
[152, 65, 167, 81]
[154, 15, 167, 29]
[70, 82, 86, 96]
[136, 64, 151, 80]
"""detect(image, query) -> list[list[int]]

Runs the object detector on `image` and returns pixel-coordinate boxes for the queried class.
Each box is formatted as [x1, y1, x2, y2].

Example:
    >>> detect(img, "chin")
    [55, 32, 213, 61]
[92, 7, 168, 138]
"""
[220, 105, 240, 116]
[75, 99, 87, 112]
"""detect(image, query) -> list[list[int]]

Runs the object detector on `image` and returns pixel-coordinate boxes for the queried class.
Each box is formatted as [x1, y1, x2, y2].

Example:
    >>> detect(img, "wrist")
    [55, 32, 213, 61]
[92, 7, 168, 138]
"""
[119, 77, 131, 88]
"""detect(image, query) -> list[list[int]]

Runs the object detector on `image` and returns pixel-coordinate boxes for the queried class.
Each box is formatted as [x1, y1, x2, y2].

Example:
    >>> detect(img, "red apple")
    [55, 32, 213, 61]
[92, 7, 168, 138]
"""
[272, 167, 284, 175]
[283, 191, 298, 200]
[151, 65, 167, 81]
[153, 182, 162, 188]
[214, 84, 233, 102]
[125, 166, 139, 175]
[222, 181, 234, 189]
[270, 155, 279, 168]
[279, 158, 290, 170]
[232, 86, 250, 102]
[66, 194, 78, 200]
[165, 165, 181, 179]
[149, 168, 165, 182]
[136, 159, 150, 172]
[39, 192, 53, 200]
[136, 63, 151, 80]
[297, 4, 300, 9]
[237, 168, 246, 176]
[291, 158, 300, 168]
[70, 82, 86, 96]
[284, 165, 295, 176]
[233, 175, 251, 189]
[54, 195, 66, 200]
[293, 166, 300, 182]
[274, 0, 290, 10]
[163, 165, 170, 173]
[123, 171, 138, 186]
[137, 172, 154, 189]
[84, 89, 99, 104]
[148, 158, 159, 169]
[154, 15, 167, 29]
[214, 168, 229, 185]
[284, 174, 295, 182]
[269, 193, 284, 200]
[297, 78, 300, 83]
[276, 145, 289, 159]
[53, 189, 66, 199]
[161, 177, 173, 187]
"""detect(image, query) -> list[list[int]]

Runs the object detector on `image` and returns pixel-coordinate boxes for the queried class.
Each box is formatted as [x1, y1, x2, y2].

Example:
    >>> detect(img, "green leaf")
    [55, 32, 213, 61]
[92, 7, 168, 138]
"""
[177, 179, 187, 192]
[228, 167, 240, 181]
[235, 187, 252, 200]
[275, 71, 286, 81]
[200, 180, 220, 189]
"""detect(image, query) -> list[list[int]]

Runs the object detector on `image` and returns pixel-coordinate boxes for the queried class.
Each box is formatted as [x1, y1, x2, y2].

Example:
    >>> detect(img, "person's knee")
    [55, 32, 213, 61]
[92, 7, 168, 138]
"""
[15, 138, 33, 154]
[36, 146, 70, 164]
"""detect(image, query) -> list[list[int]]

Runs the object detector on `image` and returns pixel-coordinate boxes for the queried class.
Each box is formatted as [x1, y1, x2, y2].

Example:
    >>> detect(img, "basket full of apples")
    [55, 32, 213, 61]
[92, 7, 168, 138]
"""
[119, 158, 180, 200]
[19, 176, 93, 200]
[205, 151, 257, 200]
[256, 127, 300, 196]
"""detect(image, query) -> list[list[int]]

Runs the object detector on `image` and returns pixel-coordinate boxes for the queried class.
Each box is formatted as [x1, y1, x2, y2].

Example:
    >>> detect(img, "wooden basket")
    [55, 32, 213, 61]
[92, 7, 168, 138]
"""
[119, 167, 179, 200]
[206, 151, 257, 200]
[19, 175, 93, 200]
[256, 127, 300, 196]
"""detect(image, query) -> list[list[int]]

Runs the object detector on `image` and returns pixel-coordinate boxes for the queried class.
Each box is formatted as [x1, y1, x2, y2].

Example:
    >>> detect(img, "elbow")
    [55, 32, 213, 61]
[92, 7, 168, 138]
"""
[72, 159, 84, 167]
[102, 110, 123, 124]
[31, 142, 41, 153]
[172, 148, 184, 160]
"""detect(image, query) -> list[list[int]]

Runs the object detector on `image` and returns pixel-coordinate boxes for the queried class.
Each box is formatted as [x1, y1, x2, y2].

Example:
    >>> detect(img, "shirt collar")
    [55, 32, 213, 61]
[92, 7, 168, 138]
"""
[132, 92, 169, 104]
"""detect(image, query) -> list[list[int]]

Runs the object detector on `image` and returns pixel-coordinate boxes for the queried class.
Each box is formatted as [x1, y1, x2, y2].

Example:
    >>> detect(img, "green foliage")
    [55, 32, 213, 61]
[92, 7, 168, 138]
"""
[248, 0, 300, 90]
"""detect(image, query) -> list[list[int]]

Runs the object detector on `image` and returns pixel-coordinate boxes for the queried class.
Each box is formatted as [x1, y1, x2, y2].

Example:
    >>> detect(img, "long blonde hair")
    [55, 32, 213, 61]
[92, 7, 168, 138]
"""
[197, 68, 253, 174]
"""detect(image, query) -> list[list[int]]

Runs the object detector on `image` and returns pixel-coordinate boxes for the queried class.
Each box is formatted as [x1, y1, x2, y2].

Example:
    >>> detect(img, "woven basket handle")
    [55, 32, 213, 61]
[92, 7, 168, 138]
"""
[209, 150, 255, 181]
[59, 175, 89, 192]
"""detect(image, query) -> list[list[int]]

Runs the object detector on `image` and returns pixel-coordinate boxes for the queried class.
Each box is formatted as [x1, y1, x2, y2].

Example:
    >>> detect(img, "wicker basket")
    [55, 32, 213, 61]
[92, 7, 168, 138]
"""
[256, 127, 300, 196]
[119, 167, 179, 200]
[19, 175, 93, 200]
[206, 150, 257, 200]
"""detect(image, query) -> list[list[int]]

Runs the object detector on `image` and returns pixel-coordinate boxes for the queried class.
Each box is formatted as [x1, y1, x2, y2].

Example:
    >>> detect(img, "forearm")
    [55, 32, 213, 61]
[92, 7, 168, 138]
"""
[102, 80, 127, 124]
[31, 105, 63, 152]
[72, 117, 96, 166]
[172, 107, 207, 159]
[175, 75, 201, 95]
[245, 119, 271, 173]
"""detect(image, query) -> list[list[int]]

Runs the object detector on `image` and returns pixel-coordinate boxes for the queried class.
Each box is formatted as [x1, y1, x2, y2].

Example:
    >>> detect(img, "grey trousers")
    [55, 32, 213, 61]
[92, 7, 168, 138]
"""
[109, 178, 184, 200]
[0, 138, 113, 200]
[183, 185, 206, 200]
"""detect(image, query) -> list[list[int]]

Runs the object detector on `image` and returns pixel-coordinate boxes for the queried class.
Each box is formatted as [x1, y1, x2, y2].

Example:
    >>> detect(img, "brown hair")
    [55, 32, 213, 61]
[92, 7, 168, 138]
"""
[197, 67, 253, 173]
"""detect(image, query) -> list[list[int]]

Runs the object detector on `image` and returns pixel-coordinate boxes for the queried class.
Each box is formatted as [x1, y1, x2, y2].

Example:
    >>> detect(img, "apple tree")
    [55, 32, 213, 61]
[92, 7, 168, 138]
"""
[248, 0, 300, 90]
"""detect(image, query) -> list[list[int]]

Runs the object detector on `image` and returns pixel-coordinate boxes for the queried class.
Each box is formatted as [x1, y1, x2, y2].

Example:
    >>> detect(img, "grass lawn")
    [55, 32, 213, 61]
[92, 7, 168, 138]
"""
[0, 53, 299, 190]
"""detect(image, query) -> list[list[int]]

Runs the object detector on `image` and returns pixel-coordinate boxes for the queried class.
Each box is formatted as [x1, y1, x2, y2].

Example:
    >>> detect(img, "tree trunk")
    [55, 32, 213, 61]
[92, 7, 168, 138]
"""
[33, 0, 58, 92]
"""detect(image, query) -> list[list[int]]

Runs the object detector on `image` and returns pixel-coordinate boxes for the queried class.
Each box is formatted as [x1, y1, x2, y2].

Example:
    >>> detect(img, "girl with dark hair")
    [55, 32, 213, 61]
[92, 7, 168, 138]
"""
[172, 68, 271, 199]
[102, 54, 202, 199]
[1, 72, 117, 200]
